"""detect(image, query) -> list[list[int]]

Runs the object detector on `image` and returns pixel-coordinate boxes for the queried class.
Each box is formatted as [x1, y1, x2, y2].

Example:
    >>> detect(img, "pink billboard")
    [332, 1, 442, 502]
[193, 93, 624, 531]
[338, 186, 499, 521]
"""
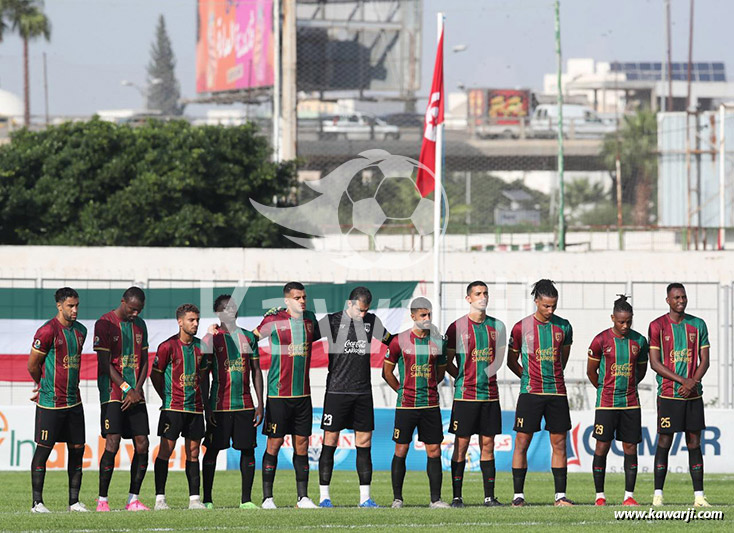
[196, 0, 274, 93]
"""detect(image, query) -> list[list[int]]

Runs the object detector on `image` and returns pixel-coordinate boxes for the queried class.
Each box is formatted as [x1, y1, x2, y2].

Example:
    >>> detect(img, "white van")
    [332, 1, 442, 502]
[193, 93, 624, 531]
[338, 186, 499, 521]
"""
[530, 104, 616, 139]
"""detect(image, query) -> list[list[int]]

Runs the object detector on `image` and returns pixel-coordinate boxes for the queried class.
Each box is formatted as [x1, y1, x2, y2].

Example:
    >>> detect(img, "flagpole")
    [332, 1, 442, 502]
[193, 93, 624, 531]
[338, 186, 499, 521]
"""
[433, 12, 444, 328]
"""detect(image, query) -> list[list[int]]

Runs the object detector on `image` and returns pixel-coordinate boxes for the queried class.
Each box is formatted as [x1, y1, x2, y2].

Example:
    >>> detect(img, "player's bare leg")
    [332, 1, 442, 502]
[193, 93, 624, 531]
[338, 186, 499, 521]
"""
[511, 432, 532, 506]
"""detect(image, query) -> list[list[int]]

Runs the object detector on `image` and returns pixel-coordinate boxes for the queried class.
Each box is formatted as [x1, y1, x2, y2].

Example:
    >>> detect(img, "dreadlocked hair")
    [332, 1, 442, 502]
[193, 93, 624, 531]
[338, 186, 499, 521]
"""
[613, 294, 633, 314]
[531, 279, 558, 300]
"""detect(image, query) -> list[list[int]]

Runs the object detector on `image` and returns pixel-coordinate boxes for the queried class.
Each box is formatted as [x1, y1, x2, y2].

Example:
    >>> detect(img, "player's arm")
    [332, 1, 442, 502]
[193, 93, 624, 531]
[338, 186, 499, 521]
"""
[648, 347, 690, 396]
[436, 363, 447, 383]
[27, 349, 45, 402]
[681, 345, 710, 397]
[636, 360, 648, 385]
[561, 344, 571, 370]
[200, 362, 215, 427]
[136, 347, 149, 394]
[251, 357, 264, 426]
[382, 358, 400, 392]
[506, 323, 523, 378]
[586, 358, 600, 388]
[445, 349, 458, 378]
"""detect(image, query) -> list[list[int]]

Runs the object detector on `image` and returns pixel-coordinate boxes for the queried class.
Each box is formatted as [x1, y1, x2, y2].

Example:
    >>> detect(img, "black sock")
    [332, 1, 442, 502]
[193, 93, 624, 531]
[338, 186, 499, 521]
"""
[592, 454, 607, 493]
[551, 467, 567, 495]
[240, 449, 256, 504]
[185, 460, 200, 497]
[451, 460, 465, 499]
[356, 446, 372, 486]
[31, 445, 52, 506]
[654, 445, 670, 491]
[293, 454, 309, 499]
[391, 455, 407, 501]
[624, 453, 637, 493]
[202, 449, 218, 503]
[129, 452, 148, 496]
[98, 450, 116, 498]
[689, 446, 704, 492]
[318, 445, 336, 486]
[154, 457, 169, 496]
[427, 457, 442, 503]
[68, 447, 84, 506]
[480, 459, 496, 499]
[512, 467, 527, 494]
[262, 452, 277, 500]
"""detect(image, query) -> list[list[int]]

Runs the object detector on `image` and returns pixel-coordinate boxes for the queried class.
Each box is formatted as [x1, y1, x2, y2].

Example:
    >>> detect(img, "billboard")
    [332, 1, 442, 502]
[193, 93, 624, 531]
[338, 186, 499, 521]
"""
[196, 0, 274, 94]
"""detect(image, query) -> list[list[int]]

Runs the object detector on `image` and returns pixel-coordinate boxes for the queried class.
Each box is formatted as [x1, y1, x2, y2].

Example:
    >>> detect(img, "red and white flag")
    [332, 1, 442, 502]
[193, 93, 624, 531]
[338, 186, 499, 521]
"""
[416, 27, 444, 197]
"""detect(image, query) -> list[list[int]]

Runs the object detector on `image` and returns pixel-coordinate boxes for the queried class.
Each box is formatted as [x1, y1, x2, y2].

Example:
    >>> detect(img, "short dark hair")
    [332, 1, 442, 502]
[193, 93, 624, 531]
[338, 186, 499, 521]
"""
[466, 280, 488, 296]
[55, 287, 79, 303]
[283, 281, 305, 295]
[348, 286, 372, 305]
[531, 279, 558, 300]
[613, 294, 633, 314]
[123, 286, 145, 303]
[666, 282, 686, 295]
[176, 303, 200, 319]
[410, 297, 432, 313]
[213, 294, 233, 313]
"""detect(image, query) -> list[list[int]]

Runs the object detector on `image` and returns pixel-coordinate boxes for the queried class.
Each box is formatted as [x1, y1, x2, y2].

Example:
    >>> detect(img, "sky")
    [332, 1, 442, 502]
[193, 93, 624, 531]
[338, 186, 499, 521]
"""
[0, 0, 732, 118]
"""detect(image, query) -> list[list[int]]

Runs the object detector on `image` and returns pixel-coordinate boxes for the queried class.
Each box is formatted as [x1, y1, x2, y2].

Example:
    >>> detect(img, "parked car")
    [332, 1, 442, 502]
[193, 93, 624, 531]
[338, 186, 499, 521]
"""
[378, 112, 425, 129]
[319, 112, 400, 140]
[529, 104, 617, 139]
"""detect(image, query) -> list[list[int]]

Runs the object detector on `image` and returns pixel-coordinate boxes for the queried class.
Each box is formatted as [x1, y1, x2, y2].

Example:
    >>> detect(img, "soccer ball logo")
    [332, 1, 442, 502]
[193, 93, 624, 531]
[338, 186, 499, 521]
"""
[251, 149, 448, 269]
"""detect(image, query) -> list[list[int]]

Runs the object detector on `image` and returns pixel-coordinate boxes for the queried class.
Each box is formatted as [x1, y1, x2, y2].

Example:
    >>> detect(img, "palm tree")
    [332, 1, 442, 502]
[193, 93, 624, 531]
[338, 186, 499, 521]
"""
[4, 0, 51, 126]
[602, 110, 658, 226]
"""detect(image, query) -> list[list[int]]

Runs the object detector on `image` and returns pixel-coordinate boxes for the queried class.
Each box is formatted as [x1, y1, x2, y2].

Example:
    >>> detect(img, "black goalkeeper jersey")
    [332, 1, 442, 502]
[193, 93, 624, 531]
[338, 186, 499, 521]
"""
[321, 311, 392, 394]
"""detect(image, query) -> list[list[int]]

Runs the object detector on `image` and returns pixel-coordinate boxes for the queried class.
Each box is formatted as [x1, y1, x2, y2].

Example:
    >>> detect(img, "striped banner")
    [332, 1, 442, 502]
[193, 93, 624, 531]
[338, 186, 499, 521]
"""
[0, 282, 418, 381]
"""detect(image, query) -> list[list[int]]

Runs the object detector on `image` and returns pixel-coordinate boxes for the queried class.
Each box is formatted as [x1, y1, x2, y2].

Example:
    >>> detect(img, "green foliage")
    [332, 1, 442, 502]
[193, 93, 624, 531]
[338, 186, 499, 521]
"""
[1, 0, 50, 41]
[147, 14, 182, 116]
[602, 111, 658, 225]
[0, 119, 298, 247]
[564, 177, 608, 225]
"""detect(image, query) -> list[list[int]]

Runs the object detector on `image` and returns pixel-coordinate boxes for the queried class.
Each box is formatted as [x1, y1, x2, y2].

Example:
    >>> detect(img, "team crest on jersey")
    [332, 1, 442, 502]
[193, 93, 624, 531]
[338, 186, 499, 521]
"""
[364, 323, 371, 333]
[689, 333, 696, 343]
[490, 330, 496, 341]
[631, 345, 639, 355]
[135, 333, 142, 345]
[306, 322, 313, 334]
[555, 332, 563, 342]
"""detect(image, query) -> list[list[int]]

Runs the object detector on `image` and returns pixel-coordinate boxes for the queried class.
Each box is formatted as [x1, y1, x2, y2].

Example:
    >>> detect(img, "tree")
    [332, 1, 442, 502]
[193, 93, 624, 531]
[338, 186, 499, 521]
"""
[3, 0, 51, 126]
[602, 110, 658, 226]
[0, 119, 298, 246]
[147, 15, 182, 116]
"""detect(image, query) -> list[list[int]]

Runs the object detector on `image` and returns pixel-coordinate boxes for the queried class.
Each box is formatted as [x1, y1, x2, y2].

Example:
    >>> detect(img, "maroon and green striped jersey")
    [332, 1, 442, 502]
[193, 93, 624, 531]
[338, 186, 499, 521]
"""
[446, 314, 506, 401]
[509, 314, 573, 395]
[94, 310, 149, 405]
[385, 329, 447, 408]
[588, 328, 648, 409]
[31, 318, 87, 409]
[257, 309, 321, 398]
[648, 313, 709, 399]
[202, 327, 259, 411]
[152, 335, 205, 413]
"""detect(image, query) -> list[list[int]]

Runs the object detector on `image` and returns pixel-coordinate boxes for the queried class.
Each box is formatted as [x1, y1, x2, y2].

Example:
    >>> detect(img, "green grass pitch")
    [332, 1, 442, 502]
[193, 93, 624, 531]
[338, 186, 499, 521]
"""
[1, 471, 731, 531]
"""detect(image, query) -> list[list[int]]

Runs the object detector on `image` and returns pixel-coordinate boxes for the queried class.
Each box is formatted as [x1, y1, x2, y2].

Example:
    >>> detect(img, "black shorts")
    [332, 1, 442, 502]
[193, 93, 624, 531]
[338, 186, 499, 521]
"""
[657, 397, 706, 434]
[205, 410, 258, 450]
[35, 404, 85, 446]
[321, 393, 374, 432]
[593, 408, 642, 443]
[449, 400, 502, 437]
[513, 393, 572, 434]
[393, 407, 443, 445]
[101, 402, 150, 439]
[157, 410, 205, 441]
[263, 396, 312, 438]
